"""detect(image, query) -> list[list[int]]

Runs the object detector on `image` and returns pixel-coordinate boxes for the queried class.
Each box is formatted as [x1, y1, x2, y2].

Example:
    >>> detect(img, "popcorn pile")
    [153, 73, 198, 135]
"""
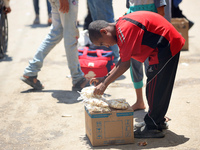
[77, 86, 130, 113]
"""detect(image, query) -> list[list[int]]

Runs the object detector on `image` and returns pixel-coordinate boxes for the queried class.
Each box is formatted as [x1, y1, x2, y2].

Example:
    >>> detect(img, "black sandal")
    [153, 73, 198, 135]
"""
[21, 75, 44, 90]
[72, 77, 90, 92]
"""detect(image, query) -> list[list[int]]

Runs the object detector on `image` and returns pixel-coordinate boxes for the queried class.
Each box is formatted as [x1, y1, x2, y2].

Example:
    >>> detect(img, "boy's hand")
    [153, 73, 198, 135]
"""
[90, 77, 106, 95]
[90, 77, 104, 86]
[93, 82, 107, 95]
[59, 0, 69, 13]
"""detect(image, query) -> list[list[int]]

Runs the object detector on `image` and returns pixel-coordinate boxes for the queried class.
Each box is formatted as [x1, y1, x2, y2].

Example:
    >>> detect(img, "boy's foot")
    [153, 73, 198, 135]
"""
[20, 75, 44, 90]
[165, 116, 171, 122]
[134, 125, 165, 138]
[72, 77, 90, 92]
[33, 15, 40, 24]
[131, 102, 146, 111]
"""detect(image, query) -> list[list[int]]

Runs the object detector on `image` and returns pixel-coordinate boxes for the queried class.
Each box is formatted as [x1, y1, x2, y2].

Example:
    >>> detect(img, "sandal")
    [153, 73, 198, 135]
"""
[72, 77, 90, 92]
[20, 75, 44, 90]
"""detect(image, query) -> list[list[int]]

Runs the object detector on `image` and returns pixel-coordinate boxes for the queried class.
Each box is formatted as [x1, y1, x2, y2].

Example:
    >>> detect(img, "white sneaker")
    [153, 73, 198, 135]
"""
[134, 121, 145, 130]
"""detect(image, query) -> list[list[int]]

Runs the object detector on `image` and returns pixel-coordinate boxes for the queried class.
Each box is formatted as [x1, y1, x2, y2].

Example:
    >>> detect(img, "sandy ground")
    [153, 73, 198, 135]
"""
[0, 0, 200, 149]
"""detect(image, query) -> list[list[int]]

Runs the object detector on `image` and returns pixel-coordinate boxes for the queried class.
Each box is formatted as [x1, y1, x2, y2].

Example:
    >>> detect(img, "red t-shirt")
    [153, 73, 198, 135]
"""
[116, 11, 185, 65]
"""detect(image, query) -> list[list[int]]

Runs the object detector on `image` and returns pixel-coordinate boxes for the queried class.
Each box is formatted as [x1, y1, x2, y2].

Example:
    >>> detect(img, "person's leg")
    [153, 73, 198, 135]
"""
[133, 88, 146, 110]
[83, 2, 92, 30]
[59, 0, 86, 87]
[171, 0, 194, 29]
[47, 0, 51, 15]
[164, 0, 171, 22]
[109, 44, 119, 64]
[33, 0, 39, 15]
[130, 58, 146, 111]
[87, 0, 114, 22]
[33, 0, 40, 24]
[23, 0, 63, 77]
[145, 52, 180, 130]
[87, 0, 119, 64]
[47, 0, 52, 25]
[135, 52, 180, 138]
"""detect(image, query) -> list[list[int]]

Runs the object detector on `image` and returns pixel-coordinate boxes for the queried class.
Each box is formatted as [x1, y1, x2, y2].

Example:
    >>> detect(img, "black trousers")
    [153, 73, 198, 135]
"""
[144, 52, 180, 130]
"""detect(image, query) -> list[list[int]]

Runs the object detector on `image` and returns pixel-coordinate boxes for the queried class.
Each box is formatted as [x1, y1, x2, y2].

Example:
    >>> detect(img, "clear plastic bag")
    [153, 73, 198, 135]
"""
[85, 104, 111, 113]
[84, 98, 109, 108]
[107, 99, 130, 110]
[78, 87, 130, 112]
[77, 86, 102, 101]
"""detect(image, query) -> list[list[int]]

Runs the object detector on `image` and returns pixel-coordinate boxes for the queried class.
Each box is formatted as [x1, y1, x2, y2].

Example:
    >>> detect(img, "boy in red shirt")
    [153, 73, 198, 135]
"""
[88, 11, 185, 138]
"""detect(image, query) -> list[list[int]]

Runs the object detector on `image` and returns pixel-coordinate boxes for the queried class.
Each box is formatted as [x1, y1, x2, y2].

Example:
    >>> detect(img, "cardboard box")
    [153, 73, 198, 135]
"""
[171, 18, 189, 50]
[85, 106, 134, 146]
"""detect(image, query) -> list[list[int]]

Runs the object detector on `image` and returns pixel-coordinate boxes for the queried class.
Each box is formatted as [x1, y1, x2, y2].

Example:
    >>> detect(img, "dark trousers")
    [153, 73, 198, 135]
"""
[83, 2, 92, 30]
[144, 52, 180, 130]
[33, 0, 51, 15]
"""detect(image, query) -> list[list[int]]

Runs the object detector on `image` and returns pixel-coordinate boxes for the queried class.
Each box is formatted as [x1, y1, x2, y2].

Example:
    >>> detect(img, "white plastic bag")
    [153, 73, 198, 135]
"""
[77, 30, 92, 48]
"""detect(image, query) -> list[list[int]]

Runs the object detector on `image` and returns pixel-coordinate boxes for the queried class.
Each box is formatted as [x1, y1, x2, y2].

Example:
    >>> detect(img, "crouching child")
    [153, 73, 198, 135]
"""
[88, 11, 185, 138]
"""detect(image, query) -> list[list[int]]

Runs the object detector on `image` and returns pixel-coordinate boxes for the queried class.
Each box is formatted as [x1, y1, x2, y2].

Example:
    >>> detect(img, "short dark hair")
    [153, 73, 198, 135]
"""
[88, 20, 109, 43]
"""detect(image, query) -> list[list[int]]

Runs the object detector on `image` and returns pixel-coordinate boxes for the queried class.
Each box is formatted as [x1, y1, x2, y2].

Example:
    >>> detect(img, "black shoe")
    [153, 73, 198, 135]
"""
[134, 121, 168, 130]
[72, 77, 90, 92]
[134, 125, 165, 138]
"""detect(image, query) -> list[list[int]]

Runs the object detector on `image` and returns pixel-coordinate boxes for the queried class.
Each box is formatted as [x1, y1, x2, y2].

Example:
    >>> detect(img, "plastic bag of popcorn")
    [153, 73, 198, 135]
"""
[77, 86, 102, 101]
[107, 98, 130, 110]
[85, 104, 111, 113]
[84, 98, 109, 108]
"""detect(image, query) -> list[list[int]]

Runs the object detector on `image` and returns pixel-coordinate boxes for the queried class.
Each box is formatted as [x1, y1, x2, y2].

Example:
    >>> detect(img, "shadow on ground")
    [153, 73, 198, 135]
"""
[80, 131, 189, 150]
[0, 54, 12, 62]
[79, 109, 189, 149]
[26, 24, 50, 28]
[21, 89, 81, 104]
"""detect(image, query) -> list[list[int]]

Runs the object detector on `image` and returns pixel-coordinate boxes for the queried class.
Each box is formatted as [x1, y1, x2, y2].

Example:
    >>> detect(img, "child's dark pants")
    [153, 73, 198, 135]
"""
[144, 52, 180, 130]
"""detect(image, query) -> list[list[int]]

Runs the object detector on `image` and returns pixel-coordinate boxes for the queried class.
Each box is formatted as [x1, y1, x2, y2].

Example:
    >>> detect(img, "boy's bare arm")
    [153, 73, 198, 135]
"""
[93, 59, 130, 95]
